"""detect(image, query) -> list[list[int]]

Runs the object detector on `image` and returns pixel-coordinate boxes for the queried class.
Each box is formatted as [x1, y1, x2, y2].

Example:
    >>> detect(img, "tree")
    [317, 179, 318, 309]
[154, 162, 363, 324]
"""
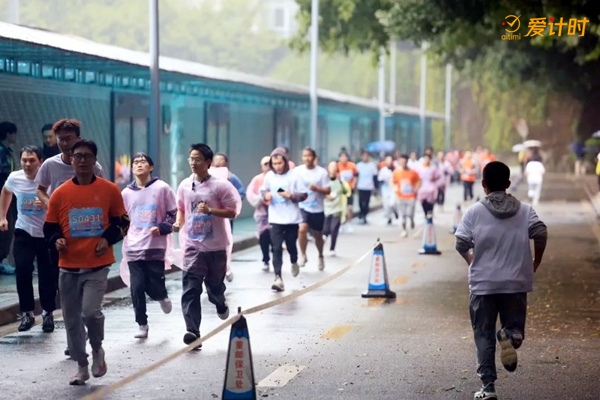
[292, 0, 600, 145]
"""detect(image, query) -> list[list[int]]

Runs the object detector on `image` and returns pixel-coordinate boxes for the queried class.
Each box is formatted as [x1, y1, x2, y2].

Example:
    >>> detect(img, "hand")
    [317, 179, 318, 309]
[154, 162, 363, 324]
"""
[0, 219, 7, 231]
[198, 202, 210, 214]
[33, 197, 46, 209]
[95, 238, 109, 257]
[172, 221, 181, 233]
[149, 226, 160, 237]
[309, 184, 318, 191]
[263, 192, 272, 201]
[328, 191, 338, 199]
[279, 189, 291, 199]
[55, 238, 67, 252]
[533, 258, 541, 272]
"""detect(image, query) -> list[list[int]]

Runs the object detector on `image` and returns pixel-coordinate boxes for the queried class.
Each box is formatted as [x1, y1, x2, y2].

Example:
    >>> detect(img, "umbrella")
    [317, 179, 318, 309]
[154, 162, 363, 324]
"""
[512, 144, 525, 153]
[523, 140, 542, 148]
[365, 140, 396, 153]
[592, 130, 600, 138]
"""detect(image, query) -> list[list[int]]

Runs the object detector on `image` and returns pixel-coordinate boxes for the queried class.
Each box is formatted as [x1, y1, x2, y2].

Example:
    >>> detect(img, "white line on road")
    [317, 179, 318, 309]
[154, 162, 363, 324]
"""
[257, 364, 306, 388]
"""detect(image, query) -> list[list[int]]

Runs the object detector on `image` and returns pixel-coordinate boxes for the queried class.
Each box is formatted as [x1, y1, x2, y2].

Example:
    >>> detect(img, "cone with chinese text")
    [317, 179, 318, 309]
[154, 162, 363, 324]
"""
[361, 241, 396, 299]
[419, 212, 442, 255]
[223, 309, 257, 400]
[450, 204, 462, 234]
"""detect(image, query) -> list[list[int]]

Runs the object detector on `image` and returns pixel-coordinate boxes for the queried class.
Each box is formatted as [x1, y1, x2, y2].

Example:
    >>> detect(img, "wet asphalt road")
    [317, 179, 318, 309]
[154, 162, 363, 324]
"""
[0, 178, 598, 400]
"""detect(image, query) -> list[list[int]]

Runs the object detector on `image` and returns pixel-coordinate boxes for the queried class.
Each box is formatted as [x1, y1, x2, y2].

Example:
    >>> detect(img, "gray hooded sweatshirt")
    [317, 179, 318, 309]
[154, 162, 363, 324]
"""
[455, 191, 548, 295]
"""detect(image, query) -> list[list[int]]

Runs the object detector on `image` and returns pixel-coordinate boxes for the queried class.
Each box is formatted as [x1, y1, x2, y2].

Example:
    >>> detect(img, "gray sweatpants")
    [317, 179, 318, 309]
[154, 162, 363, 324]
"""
[60, 267, 109, 367]
[469, 293, 527, 385]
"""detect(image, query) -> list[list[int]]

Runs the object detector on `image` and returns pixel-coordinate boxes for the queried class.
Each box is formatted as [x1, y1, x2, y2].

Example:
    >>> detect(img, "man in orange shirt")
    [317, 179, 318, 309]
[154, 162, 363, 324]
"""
[337, 152, 358, 232]
[44, 140, 130, 386]
[392, 154, 421, 237]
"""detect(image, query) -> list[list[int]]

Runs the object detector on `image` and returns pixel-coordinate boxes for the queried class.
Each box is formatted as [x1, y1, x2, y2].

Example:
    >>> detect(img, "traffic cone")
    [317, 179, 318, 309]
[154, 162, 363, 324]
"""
[450, 204, 462, 234]
[361, 241, 396, 299]
[223, 308, 257, 400]
[419, 212, 442, 255]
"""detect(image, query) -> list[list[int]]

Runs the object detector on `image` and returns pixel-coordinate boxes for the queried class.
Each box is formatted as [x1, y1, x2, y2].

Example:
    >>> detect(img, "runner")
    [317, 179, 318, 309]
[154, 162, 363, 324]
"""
[337, 152, 358, 232]
[172, 144, 241, 348]
[44, 139, 129, 385]
[323, 161, 350, 256]
[0, 146, 56, 332]
[377, 155, 397, 225]
[392, 154, 421, 237]
[295, 147, 330, 270]
[121, 152, 175, 339]
[459, 151, 478, 202]
[416, 154, 440, 219]
[355, 151, 378, 224]
[524, 154, 545, 206]
[261, 147, 307, 291]
[0, 121, 17, 274]
[246, 156, 272, 272]
[454, 161, 548, 400]
[35, 118, 105, 357]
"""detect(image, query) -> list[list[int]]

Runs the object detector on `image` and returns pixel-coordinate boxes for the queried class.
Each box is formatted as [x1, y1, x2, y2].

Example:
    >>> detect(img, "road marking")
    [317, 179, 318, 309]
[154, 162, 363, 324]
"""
[257, 364, 306, 388]
[411, 261, 427, 268]
[393, 276, 409, 284]
[411, 225, 424, 238]
[361, 298, 386, 307]
[320, 325, 353, 340]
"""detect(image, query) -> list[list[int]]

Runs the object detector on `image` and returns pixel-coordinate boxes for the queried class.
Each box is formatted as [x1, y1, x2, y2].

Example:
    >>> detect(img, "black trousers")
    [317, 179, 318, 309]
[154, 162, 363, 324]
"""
[323, 214, 341, 251]
[13, 228, 57, 313]
[269, 223, 299, 277]
[463, 181, 474, 201]
[469, 293, 527, 385]
[421, 200, 435, 217]
[128, 260, 169, 326]
[358, 190, 372, 220]
[0, 200, 16, 262]
[181, 250, 227, 336]
[436, 187, 445, 205]
[259, 229, 271, 264]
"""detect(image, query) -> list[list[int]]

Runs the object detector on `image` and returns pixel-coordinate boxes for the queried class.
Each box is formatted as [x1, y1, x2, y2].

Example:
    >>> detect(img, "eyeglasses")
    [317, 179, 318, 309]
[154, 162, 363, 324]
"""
[72, 153, 96, 161]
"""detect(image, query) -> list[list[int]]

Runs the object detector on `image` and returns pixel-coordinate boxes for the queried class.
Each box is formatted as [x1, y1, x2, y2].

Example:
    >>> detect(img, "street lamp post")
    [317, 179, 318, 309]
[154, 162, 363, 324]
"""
[309, 0, 319, 153]
[444, 64, 452, 152]
[149, 0, 161, 174]
[378, 48, 386, 158]
[419, 42, 428, 155]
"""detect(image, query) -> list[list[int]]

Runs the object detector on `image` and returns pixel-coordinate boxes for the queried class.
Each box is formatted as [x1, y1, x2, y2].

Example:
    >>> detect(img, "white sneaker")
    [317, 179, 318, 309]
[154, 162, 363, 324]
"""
[326, 250, 336, 257]
[262, 263, 269, 272]
[226, 270, 234, 282]
[134, 325, 149, 339]
[271, 276, 284, 291]
[291, 262, 300, 277]
[69, 365, 90, 385]
[299, 254, 307, 267]
[159, 298, 172, 314]
[401, 230, 408, 238]
[346, 224, 354, 233]
[318, 257, 325, 271]
[91, 347, 107, 378]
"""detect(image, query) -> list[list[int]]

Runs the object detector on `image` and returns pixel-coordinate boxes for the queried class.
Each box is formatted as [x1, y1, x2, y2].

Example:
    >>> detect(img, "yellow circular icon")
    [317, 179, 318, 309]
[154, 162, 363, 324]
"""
[504, 15, 521, 33]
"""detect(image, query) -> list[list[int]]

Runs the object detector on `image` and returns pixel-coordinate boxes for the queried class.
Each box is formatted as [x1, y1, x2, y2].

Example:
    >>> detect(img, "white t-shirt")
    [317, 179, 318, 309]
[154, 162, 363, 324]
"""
[261, 170, 308, 225]
[525, 161, 545, 184]
[356, 161, 378, 190]
[294, 165, 330, 214]
[35, 153, 105, 195]
[4, 170, 46, 237]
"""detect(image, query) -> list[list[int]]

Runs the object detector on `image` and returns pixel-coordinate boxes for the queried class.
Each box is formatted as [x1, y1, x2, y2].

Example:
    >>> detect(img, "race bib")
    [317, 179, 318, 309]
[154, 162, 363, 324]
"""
[340, 170, 354, 182]
[188, 214, 213, 240]
[400, 179, 414, 195]
[18, 193, 44, 216]
[133, 204, 158, 229]
[69, 207, 104, 238]
[302, 189, 318, 209]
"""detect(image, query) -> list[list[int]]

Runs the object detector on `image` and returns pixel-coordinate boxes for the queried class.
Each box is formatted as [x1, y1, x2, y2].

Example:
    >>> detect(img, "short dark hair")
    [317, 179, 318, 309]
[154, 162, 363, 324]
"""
[482, 161, 511, 192]
[399, 154, 409, 160]
[132, 152, 154, 167]
[72, 139, 98, 157]
[303, 146, 316, 158]
[53, 118, 81, 137]
[339, 151, 349, 158]
[190, 143, 213, 162]
[20, 145, 42, 160]
[41, 123, 54, 133]
[215, 152, 228, 165]
[0, 121, 17, 141]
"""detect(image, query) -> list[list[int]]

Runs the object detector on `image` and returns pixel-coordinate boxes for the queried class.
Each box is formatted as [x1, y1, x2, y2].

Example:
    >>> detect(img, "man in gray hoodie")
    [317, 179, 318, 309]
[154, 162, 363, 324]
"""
[455, 161, 548, 400]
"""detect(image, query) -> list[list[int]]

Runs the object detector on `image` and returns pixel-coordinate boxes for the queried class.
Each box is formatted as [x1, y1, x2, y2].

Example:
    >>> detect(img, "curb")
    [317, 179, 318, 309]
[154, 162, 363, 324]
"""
[0, 203, 382, 328]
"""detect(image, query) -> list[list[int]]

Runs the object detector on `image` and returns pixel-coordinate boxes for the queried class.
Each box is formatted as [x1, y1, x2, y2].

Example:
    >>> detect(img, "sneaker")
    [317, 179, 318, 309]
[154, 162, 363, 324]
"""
[225, 270, 234, 282]
[497, 328, 518, 372]
[318, 257, 325, 271]
[299, 254, 307, 268]
[69, 365, 90, 386]
[346, 224, 354, 233]
[291, 262, 300, 277]
[271, 276, 284, 292]
[64, 347, 70, 356]
[18, 312, 35, 332]
[262, 262, 270, 272]
[401, 230, 408, 238]
[91, 347, 107, 378]
[217, 303, 229, 320]
[183, 331, 202, 349]
[42, 312, 54, 333]
[159, 298, 172, 314]
[326, 250, 336, 257]
[134, 325, 149, 339]
[474, 383, 497, 399]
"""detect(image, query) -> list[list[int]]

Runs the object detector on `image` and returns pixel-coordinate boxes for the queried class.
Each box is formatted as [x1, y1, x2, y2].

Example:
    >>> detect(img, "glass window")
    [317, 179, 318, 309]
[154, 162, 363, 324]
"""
[273, 7, 285, 28]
